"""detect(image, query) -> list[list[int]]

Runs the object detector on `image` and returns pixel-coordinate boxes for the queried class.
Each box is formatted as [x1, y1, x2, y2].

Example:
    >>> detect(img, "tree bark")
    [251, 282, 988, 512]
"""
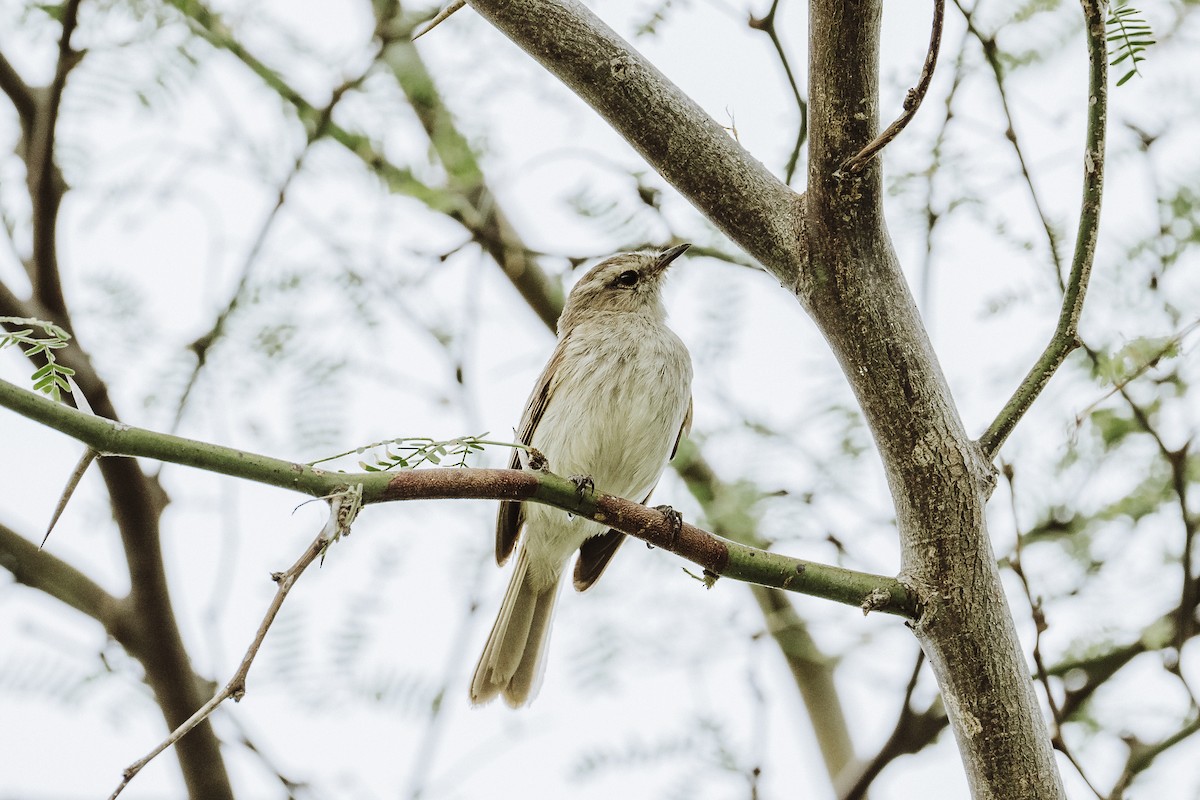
[801, 1, 1063, 796]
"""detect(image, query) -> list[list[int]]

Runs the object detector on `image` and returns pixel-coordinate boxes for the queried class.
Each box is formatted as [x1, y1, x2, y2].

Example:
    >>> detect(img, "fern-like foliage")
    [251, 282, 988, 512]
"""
[1106, 4, 1156, 86]
[310, 433, 526, 472]
[0, 317, 75, 401]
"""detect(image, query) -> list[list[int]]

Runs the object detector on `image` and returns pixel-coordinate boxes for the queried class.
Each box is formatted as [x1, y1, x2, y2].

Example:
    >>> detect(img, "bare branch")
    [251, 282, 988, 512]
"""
[748, 0, 808, 184]
[837, 653, 947, 800]
[978, 0, 1108, 457]
[465, 0, 804, 279]
[108, 486, 362, 800]
[0, 519, 122, 626]
[0, 50, 37, 124]
[28, 0, 84, 320]
[841, 0, 944, 174]
[0, 377, 917, 617]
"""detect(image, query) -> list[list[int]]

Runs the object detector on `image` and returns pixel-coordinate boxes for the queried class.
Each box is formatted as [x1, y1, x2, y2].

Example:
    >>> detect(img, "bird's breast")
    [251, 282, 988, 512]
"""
[530, 318, 692, 502]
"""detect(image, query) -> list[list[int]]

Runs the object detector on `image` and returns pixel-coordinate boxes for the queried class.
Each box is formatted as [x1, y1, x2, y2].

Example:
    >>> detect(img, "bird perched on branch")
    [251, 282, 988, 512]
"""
[470, 244, 694, 707]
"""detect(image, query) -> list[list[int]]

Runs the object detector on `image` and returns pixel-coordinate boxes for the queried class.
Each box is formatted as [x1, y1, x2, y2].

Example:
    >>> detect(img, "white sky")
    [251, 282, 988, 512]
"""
[2, 0, 1199, 798]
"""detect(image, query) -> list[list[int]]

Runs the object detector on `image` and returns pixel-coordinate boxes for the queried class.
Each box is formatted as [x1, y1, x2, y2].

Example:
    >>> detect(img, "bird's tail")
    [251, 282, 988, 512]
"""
[470, 547, 559, 707]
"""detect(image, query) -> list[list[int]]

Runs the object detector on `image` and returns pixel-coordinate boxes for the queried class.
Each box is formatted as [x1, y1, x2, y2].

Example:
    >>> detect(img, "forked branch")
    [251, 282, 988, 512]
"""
[107, 486, 363, 800]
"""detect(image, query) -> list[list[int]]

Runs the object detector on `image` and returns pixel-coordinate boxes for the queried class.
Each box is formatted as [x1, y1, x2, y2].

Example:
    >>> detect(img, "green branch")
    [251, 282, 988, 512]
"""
[0, 377, 916, 618]
[978, 0, 1108, 458]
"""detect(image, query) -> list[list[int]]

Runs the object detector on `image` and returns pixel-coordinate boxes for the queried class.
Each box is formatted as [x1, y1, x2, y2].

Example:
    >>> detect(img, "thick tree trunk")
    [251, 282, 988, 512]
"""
[801, 1, 1064, 796]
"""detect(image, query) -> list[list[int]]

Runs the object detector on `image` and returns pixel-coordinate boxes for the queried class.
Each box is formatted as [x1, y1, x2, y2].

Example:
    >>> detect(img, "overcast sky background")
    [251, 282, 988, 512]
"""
[2, 0, 1199, 798]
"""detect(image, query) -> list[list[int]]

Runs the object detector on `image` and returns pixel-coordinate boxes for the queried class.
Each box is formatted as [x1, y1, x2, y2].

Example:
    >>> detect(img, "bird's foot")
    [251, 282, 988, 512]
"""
[525, 447, 549, 472]
[569, 475, 595, 500]
[655, 504, 684, 549]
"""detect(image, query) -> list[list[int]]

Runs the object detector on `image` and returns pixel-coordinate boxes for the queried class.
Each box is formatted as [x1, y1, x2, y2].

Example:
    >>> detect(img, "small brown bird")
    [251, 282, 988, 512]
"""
[470, 245, 694, 706]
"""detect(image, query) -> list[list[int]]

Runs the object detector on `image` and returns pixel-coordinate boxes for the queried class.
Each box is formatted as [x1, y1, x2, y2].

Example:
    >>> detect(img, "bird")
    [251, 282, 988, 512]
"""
[470, 244, 694, 707]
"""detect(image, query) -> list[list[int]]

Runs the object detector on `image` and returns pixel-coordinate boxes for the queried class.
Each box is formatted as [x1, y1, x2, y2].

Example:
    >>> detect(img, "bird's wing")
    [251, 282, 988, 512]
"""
[671, 395, 693, 460]
[495, 338, 566, 565]
[574, 395, 693, 591]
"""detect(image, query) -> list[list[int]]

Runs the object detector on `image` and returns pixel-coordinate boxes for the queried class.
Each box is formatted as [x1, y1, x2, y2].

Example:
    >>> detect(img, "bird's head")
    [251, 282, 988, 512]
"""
[558, 244, 690, 334]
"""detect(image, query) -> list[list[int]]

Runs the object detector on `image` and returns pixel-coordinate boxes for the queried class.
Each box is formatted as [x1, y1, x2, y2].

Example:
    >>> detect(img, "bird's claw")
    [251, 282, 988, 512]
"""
[569, 475, 595, 500]
[655, 504, 684, 548]
[526, 447, 549, 472]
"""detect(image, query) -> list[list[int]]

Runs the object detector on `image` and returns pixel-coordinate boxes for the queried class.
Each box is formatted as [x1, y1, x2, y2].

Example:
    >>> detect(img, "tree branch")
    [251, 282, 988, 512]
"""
[0, 519, 122, 626]
[0, 377, 916, 617]
[748, 0, 808, 184]
[841, 0, 944, 174]
[108, 489, 360, 800]
[383, 12, 564, 329]
[802, 0, 1065, 793]
[0, 50, 37, 125]
[2, 279, 234, 797]
[977, 0, 1108, 457]
[26, 0, 83, 319]
[464, 0, 805, 279]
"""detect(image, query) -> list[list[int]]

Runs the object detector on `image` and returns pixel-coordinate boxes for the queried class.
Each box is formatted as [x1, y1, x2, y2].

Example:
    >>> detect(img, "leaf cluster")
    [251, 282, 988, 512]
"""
[309, 433, 505, 472]
[1106, 4, 1156, 86]
[0, 317, 75, 402]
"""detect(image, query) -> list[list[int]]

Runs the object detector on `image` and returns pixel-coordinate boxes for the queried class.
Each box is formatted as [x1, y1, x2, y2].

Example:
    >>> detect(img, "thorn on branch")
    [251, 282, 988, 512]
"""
[41, 447, 98, 548]
[412, 0, 466, 40]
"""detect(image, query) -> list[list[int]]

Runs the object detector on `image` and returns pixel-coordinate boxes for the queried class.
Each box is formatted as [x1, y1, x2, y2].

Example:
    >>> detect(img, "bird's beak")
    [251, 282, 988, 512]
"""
[650, 243, 691, 276]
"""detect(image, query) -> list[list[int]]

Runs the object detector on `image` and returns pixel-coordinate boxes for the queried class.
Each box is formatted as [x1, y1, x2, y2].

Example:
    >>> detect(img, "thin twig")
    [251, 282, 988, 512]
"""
[1107, 716, 1200, 799]
[841, 0, 944, 174]
[977, 0, 1108, 457]
[952, 0, 1066, 288]
[1002, 462, 1104, 799]
[837, 651, 946, 800]
[748, 0, 808, 183]
[107, 485, 363, 800]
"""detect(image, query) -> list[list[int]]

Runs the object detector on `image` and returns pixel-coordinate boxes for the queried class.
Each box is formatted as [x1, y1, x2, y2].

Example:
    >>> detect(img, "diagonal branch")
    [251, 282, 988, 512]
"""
[978, 0, 1108, 457]
[464, 0, 804, 279]
[0, 50, 37, 124]
[841, 0, 944, 174]
[27, 0, 84, 319]
[383, 12, 564, 328]
[0, 377, 917, 618]
[107, 487, 361, 800]
[0, 519, 122, 626]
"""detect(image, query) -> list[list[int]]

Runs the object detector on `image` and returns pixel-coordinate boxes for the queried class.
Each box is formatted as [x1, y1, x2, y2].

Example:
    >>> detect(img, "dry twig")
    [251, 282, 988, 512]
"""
[107, 486, 364, 800]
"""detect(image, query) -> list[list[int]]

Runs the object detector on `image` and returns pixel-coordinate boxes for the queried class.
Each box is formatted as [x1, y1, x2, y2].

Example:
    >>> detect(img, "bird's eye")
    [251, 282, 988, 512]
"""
[615, 270, 639, 287]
